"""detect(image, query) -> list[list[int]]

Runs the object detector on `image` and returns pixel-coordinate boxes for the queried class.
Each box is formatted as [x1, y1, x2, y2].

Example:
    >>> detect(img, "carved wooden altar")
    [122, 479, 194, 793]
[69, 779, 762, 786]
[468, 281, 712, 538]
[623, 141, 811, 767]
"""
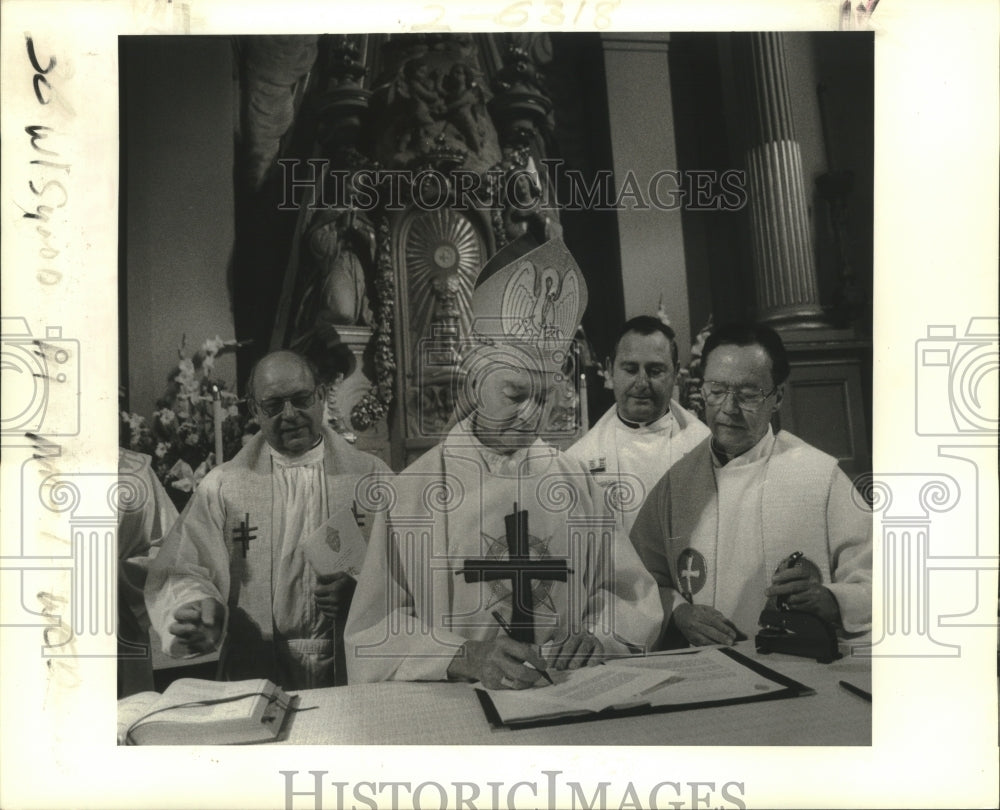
[265, 34, 571, 469]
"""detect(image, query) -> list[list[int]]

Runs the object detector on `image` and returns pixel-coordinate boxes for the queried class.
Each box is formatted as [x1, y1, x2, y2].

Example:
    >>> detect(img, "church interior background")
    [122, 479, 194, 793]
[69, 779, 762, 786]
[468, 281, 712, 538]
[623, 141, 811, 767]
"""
[119, 31, 873, 493]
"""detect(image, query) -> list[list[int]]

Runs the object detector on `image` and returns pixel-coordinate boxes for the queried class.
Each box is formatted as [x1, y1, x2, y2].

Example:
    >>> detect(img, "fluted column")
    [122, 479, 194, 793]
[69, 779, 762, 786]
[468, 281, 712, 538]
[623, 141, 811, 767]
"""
[736, 33, 825, 327]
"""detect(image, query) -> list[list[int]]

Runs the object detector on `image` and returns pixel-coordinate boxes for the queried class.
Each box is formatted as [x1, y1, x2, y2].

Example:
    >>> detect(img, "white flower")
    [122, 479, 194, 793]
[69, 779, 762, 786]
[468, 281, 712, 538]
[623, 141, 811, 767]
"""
[202, 336, 225, 356]
[154, 442, 168, 459]
[157, 408, 176, 426]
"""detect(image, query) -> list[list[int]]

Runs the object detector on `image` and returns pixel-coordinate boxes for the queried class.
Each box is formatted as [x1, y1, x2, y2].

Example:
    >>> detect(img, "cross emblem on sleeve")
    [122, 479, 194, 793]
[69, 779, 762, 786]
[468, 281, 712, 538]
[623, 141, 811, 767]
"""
[457, 502, 570, 643]
[351, 501, 366, 530]
[232, 513, 258, 558]
[676, 548, 707, 598]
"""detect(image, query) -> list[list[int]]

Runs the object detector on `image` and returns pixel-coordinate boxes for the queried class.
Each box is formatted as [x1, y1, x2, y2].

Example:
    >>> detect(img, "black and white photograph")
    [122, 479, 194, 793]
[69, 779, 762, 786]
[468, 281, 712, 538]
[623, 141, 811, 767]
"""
[0, 1, 997, 808]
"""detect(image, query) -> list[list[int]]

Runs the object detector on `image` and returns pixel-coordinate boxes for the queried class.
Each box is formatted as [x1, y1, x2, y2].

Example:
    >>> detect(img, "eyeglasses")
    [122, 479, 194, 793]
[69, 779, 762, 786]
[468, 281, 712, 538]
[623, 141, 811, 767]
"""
[254, 388, 320, 418]
[701, 381, 777, 411]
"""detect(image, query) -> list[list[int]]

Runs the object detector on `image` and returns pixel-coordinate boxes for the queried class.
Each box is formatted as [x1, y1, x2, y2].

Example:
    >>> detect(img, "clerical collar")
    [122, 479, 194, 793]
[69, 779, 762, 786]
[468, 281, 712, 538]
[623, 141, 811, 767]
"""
[267, 435, 324, 467]
[616, 407, 673, 431]
[711, 426, 775, 468]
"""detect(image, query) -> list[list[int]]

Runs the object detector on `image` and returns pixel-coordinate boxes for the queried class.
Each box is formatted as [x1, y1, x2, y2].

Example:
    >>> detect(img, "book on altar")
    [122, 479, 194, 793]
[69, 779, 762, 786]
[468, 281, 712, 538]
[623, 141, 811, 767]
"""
[117, 678, 293, 745]
[301, 503, 367, 577]
[479, 663, 679, 726]
[475, 647, 813, 729]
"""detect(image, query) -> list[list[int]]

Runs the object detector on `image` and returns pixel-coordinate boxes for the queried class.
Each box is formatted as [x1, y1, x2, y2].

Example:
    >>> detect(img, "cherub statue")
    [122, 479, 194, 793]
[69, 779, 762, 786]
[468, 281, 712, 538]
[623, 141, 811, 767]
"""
[391, 59, 445, 154]
[441, 62, 487, 153]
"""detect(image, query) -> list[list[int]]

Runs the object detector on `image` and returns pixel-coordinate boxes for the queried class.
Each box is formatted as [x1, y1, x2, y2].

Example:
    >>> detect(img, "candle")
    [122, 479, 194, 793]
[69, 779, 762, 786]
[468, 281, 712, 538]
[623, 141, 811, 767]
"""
[212, 385, 224, 465]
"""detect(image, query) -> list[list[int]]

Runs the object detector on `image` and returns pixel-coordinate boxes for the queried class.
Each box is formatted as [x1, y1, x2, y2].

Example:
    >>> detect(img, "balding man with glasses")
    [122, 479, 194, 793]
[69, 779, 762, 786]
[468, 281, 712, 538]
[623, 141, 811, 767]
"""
[628, 324, 871, 648]
[145, 350, 390, 689]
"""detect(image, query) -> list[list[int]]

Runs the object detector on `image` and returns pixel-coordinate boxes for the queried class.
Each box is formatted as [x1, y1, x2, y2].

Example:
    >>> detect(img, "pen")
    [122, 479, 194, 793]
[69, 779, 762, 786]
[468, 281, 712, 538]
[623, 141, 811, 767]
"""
[838, 680, 872, 702]
[491, 610, 554, 685]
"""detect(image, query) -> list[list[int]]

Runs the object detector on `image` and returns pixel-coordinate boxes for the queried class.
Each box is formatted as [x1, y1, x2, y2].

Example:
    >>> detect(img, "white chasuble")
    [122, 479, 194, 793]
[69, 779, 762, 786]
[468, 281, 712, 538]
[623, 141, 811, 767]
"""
[345, 421, 663, 683]
[567, 401, 709, 535]
[629, 428, 873, 647]
[145, 428, 389, 689]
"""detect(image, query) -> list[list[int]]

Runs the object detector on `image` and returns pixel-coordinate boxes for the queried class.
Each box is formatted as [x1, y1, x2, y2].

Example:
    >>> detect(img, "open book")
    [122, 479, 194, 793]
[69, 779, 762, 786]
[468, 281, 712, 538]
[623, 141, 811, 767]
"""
[476, 647, 813, 729]
[480, 664, 678, 726]
[117, 678, 294, 745]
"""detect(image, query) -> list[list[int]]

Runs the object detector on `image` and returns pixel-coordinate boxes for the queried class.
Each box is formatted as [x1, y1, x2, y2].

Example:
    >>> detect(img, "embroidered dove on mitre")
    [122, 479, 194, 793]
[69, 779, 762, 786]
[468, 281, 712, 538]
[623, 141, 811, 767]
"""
[470, 233, 588, 374]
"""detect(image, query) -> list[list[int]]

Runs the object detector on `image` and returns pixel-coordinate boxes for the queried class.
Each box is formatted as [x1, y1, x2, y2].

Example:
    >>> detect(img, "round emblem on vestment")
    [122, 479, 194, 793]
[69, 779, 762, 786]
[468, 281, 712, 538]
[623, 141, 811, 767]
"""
[676, 548, 707, 597]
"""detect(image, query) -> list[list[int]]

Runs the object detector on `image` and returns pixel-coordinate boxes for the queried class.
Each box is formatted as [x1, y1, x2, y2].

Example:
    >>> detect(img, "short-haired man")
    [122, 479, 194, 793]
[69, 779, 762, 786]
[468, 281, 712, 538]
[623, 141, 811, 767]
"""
[567, 315, 709, 535]
[629, 323, 872, 647]
[145, 350, 390, 689]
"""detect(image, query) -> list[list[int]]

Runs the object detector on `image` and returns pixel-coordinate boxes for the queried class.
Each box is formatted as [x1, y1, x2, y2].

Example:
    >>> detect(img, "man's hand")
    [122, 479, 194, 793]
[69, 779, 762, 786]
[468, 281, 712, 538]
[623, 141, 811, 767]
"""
[168, 597, 224, 654]
[447, 636, 550, 689]
[313, 571, 357, 619]
[544, 631, 604, 670]
[767, 567, 842, 626]
[672, 602, 741, 646]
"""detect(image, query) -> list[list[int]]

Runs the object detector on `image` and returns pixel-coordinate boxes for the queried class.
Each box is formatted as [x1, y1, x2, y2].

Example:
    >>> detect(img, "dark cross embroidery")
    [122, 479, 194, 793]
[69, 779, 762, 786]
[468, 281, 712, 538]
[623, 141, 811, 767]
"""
[458, 502, 570, 643]
[232, 513, 258, 558]
[351, 501, 366, 530]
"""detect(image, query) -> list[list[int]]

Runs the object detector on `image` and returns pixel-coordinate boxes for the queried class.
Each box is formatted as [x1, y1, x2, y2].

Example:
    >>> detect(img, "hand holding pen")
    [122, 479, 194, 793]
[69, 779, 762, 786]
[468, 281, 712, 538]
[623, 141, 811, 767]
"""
[491, 610, 555, 684]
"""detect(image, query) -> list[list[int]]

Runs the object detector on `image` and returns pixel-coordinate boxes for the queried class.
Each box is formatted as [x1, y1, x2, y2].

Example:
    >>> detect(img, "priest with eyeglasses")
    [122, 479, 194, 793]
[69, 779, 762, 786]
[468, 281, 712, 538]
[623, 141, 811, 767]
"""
[628, 323, 872, 649]
[145, 350, 390, 689]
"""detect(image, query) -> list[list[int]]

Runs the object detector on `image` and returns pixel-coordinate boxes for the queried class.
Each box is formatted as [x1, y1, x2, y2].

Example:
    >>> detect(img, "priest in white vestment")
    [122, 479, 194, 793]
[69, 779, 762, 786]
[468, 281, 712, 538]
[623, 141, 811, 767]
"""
[567, 315, 709, 535]
[629, 324, 872, 648]
[118, 448, 178, 697]
[345, 235, 662, 689]
[145, 350, 390, 690]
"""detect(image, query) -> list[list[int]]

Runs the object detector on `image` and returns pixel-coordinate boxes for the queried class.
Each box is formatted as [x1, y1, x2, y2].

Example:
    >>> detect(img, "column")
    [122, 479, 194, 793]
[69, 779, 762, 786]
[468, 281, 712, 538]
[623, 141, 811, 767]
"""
[735, 33, 825, 327]
[602, 33, 691, 360]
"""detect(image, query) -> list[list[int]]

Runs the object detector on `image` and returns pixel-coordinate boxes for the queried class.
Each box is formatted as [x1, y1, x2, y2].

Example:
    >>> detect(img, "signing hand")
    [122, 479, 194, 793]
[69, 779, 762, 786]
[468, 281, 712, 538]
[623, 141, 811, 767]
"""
[447, 636, 550, 690]
[168, 597, 225, 654]
[313, 571, 357, 619]
[672, 602, 742, 646]
[544, 631, 604, 670]
[767, 567, 841, 626]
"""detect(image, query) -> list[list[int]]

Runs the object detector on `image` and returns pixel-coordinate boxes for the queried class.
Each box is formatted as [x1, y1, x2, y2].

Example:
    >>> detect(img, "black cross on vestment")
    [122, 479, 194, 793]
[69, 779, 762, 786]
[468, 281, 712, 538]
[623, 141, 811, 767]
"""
[232, 513, 258, 558]
[351, 501, 366, 530]
[458, 502, 570, 643]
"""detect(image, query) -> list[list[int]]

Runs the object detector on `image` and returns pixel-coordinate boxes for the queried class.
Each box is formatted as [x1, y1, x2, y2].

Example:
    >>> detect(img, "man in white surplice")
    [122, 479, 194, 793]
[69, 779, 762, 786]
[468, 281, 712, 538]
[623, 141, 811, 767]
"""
[145, 350, 389, 690]
[345, 235, 662, 689]
[629, 324, 872, 648]
[567, 315, 709, 536]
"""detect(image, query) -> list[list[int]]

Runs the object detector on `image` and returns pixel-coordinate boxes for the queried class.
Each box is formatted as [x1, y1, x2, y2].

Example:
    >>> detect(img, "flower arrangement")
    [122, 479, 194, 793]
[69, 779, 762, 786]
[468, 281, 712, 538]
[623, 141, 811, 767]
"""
[676, 315, 713, 421]
[120, 335, 257, 508]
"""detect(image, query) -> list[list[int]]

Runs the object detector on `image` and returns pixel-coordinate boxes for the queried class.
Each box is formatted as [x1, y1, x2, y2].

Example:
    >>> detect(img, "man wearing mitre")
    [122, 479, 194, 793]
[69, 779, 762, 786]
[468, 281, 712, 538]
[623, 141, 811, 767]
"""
[345, 235, 662, 689]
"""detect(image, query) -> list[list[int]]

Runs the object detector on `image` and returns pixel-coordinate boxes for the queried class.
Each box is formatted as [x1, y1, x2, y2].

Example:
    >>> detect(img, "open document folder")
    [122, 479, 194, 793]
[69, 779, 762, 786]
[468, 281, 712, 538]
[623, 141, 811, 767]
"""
[475, 647, 814, 730]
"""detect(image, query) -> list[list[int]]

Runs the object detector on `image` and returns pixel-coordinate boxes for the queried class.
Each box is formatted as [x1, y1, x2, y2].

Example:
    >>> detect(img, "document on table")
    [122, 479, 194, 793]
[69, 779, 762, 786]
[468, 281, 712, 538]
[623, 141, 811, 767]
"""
[482, 664, 677, 725]
[476, 647, 813, 729]
[607, 647, 796, 705]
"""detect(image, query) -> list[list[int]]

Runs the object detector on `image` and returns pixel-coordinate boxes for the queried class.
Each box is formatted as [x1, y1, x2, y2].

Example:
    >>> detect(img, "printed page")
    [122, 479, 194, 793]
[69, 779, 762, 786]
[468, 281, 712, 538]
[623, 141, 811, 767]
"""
[139, 678, 271, 725]
[608, 648, 788, 704]
[484, 664, 677, 722]
[116, 692, 161, 744]
[301, 504, 367, 577]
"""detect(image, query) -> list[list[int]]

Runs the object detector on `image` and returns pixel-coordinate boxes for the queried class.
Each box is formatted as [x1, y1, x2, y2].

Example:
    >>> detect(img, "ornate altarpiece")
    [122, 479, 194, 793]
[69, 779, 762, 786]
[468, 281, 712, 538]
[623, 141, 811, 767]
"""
[244, 34, 577, 469]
